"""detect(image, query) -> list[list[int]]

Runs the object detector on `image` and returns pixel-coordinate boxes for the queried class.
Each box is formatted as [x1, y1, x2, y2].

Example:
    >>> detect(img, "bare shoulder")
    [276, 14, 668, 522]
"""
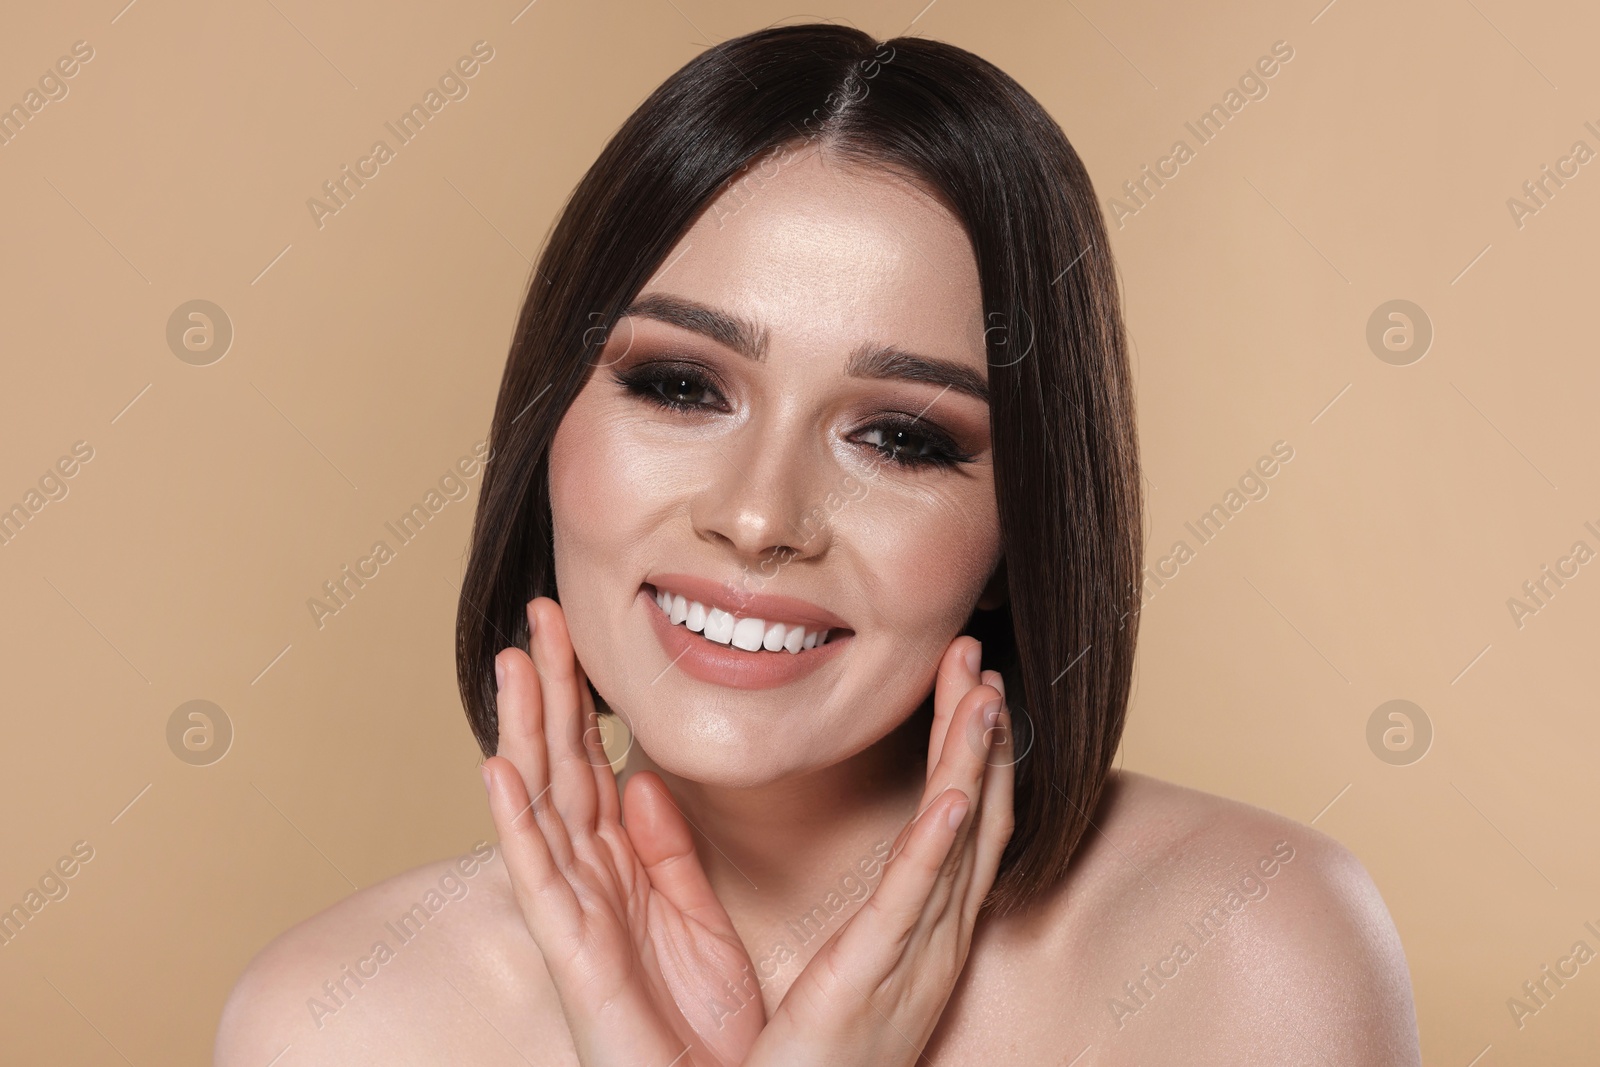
[214, 843, 573, 1067]
[1071, 771, 1418, 1063]
[957, 770, 1420, 1065]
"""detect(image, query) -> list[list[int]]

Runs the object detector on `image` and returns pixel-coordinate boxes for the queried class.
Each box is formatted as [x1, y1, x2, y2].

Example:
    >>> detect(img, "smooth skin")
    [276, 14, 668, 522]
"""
[215, 145, 1421, 1066]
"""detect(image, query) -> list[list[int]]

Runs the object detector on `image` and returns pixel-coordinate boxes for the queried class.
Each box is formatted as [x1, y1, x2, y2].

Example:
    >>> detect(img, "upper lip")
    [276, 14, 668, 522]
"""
[644, 572, 852, 633]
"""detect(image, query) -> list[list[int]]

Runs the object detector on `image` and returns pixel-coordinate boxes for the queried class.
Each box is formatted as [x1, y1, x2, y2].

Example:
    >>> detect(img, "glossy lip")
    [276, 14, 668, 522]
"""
[644, 572, 853, 633]
[638, 578, 852, 690]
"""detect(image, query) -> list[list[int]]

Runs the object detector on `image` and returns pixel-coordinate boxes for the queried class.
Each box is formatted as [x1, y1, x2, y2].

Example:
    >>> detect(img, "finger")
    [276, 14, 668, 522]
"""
[493, 643, 573, 868]
[965, 702, 1016, 926]
[528, 598, 600, 832]
[916, 683, 1002, 920]
[891, 677, 994, 861]
[926, 637, 982, 783]
[573, 656, 622, 827]
[832, 787, 969, 973]
[929, 668, 1013, 935]
[621, 772, 741, 940]
[910, 683, 1001, 920]
[925, 682, 1002, 815]
[974, 668, 1008, 861]
[482, 755, 582, 942]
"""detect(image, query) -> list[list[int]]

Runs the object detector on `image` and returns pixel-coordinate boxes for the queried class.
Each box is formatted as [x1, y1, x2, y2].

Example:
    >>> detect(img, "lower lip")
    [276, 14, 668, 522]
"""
[639, 586, 850, 690]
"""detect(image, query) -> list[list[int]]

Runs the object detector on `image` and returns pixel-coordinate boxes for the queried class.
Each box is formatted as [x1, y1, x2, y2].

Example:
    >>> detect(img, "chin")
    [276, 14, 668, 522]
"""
[624, 718, 802, 789]
[593, 681, 842, 789]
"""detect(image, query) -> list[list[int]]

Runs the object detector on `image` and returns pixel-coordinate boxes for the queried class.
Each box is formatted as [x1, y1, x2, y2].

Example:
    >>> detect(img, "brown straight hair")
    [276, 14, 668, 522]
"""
[455, 23, 1142, 917]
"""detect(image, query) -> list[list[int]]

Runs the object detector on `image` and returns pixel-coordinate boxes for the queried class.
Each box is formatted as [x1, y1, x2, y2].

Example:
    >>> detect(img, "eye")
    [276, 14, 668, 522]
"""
[617, 364, 972, 471]
[854, 418, 973, 470]
[615, 363, 728, 412]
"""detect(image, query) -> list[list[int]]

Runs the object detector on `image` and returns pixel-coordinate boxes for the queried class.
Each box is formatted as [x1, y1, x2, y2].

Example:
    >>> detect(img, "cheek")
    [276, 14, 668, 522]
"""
[549, 403, 606, 546]
[549, 395, 658, 557]
[840, 479, 1001, 639]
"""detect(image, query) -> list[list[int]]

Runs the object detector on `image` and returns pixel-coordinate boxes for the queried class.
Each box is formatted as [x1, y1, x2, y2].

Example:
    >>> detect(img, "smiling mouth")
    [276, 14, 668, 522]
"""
[645, 583, 851, 654]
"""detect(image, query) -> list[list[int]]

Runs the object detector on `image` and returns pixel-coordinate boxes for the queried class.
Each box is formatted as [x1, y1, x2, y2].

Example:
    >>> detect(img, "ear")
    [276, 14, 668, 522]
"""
[976, 556, 1008, 611]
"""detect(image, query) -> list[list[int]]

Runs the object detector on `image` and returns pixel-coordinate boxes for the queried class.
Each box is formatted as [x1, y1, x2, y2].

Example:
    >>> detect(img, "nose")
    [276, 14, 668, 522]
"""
[691, 421, 835, 568]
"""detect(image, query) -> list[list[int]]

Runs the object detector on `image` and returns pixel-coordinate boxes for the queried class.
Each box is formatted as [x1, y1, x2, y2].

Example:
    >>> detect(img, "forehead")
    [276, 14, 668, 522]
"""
[638, 146, 985, 361]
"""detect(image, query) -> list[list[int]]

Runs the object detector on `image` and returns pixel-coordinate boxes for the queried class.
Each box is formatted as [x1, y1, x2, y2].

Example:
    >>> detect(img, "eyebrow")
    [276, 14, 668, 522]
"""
[621, 292, 990, 406]
[623, 292, 770, 361]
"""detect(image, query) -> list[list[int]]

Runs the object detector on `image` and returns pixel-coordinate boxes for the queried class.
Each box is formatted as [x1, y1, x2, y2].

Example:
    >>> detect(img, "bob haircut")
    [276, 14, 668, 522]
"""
[456, 22, 1142, 917]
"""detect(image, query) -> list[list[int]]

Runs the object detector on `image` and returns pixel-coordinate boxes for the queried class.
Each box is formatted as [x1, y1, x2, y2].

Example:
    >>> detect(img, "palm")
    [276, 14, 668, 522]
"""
[483, 597, 763, 1067]
[559, 775, 765, 1065]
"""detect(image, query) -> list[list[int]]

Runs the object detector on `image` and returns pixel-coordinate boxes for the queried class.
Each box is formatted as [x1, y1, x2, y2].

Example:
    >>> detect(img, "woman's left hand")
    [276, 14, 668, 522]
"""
[741, 636, 1015, 1066]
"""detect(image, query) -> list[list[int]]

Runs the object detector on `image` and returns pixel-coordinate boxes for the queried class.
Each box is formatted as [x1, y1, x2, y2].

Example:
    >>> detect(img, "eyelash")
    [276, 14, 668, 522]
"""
[615, 363, 974, 471]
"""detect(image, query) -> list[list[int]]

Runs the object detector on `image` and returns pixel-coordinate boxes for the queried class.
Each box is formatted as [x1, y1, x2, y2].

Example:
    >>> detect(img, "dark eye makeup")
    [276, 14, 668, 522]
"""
[612, 361, 976, 471]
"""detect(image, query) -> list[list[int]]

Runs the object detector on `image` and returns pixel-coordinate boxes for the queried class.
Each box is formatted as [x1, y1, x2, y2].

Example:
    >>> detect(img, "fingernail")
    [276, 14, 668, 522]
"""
[947, 796, 970, 830]
[964, 641, 982, 675]
[983, 699, 1002, 729]
[480, 763, 492, 796]
[494, 655, 505, 691]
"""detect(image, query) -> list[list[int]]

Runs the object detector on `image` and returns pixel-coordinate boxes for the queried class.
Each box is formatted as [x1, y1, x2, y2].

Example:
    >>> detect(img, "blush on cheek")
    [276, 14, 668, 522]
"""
[548, 405, 639, 560]
[848, 497, 999, 634]
[827, 515, 998, 740]
[550, 393, 685, 535]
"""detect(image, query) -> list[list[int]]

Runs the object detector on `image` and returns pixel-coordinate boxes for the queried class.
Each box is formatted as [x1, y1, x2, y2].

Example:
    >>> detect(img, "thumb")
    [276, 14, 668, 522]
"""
[622, 772, 738, 938]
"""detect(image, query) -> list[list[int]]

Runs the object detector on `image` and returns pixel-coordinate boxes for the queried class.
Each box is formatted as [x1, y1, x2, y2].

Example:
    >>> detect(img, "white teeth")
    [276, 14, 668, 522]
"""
[763, 621, 786, 652]
[651, 586, 837, 654]
[704, 607, 736, 645]
[731, 616, 766, 651]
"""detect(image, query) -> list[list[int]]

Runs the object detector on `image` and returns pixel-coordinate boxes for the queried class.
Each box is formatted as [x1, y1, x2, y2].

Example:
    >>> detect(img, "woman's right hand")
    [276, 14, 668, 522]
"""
[481, 597, 765, 1067]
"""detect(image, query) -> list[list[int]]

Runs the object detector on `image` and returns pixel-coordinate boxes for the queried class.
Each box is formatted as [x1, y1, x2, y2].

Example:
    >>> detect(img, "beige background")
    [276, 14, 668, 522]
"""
[2, 0, 1596, 1063]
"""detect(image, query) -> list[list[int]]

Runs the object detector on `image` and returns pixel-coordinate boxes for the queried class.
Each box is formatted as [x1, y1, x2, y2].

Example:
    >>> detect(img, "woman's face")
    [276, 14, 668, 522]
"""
[548, 144, 1003, 787]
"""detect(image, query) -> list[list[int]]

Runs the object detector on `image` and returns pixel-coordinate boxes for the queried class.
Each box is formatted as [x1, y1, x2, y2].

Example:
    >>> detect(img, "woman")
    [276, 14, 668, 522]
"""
[217, 24, 1421, 1065]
